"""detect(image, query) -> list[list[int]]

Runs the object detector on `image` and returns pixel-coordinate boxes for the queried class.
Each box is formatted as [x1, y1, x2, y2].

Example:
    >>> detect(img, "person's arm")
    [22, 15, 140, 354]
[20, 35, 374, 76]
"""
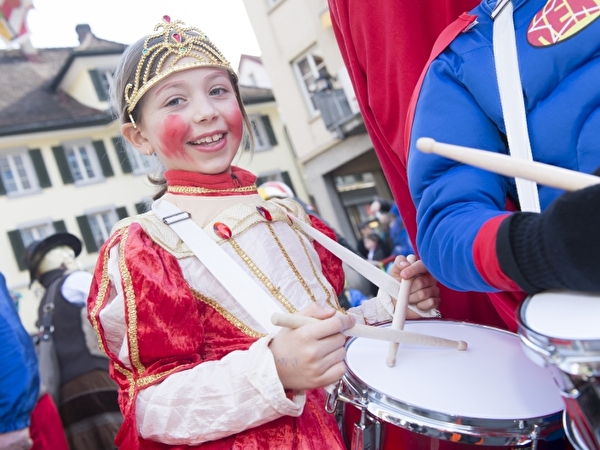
[0, 273, 39, 438]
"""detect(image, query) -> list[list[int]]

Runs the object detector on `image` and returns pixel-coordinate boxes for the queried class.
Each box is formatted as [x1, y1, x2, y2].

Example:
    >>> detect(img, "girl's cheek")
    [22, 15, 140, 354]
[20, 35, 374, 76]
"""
[228, 107, 244, 142]
[159, 114, 190, 159]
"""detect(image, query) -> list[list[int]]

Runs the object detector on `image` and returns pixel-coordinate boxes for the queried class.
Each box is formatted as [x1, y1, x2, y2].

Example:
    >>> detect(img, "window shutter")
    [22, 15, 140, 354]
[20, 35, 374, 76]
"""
[52, 145, 74, 184]
[281, 171, 296, 196]
[52, 220, 67, 233]
[261, 115, 278, 146]
[112, 137, 133, 174]
[116, 206, 128, 220]
[135, 201, 148, 214]
[29, 149, 52, 188]
[76, 215, 98, 253]
[89, 69, 109, 101]
[0, 173, 6, 196]
[8, 230, 27, 271]
[93, 140, 114, 177]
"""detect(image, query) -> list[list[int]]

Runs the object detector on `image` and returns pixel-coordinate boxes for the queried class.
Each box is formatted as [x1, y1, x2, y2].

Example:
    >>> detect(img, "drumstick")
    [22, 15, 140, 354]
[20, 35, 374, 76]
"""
[271, 312, 467, 350]
[416, 137, 600, 192]
[387, 254, 417, 367]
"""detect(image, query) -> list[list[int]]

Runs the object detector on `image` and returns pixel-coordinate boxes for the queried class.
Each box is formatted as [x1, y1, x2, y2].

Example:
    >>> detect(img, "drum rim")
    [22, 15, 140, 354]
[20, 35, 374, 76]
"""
[343, 319, 565, 446]
[518, 296, 600, 376]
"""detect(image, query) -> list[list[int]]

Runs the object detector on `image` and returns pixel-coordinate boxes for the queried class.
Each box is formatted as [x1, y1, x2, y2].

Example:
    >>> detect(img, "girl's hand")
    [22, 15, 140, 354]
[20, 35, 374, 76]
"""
[389, 256, 441, 318]
[269, 304, 356, 391]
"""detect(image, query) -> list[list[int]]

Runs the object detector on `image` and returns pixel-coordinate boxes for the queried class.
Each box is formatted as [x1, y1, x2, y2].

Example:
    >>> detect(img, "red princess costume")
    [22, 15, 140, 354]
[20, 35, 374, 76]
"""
[88, 168, 396, 449]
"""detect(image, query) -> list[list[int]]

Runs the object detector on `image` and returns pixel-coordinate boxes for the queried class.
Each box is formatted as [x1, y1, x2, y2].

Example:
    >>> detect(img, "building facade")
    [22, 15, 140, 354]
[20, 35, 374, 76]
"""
[241, 0, 394, 251]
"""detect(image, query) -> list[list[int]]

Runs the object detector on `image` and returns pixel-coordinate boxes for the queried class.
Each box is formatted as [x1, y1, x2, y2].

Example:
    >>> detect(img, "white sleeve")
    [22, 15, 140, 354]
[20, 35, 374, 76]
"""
[348, 290, 394, 325]
[61, 271, 93, 305]
[98, 244, 305, 446]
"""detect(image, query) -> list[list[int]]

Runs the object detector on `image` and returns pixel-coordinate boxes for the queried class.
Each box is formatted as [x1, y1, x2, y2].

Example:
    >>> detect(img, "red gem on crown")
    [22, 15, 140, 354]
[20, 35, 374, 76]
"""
[214, 222, 232, 240]
[256, 206, 272, 221]
[173, 33, 181, 42]
[163, 15, 171, 23]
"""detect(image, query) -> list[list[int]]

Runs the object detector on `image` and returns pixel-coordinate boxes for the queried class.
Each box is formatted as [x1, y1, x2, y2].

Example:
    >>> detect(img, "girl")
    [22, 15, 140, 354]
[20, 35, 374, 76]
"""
[88, 16, 440, 449]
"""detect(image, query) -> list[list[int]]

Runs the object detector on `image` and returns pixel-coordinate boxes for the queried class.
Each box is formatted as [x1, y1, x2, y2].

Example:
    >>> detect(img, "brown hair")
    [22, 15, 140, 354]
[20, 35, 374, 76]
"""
[111, 33, 254, 199]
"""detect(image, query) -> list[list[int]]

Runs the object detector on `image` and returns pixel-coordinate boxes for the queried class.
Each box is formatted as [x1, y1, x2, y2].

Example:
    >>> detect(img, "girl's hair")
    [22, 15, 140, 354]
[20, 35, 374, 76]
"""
[111, 33, 254, 200]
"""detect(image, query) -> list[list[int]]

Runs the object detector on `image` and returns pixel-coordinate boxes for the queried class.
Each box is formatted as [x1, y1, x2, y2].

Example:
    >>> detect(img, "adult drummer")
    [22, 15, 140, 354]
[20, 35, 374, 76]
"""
[401, 0, 600, 331]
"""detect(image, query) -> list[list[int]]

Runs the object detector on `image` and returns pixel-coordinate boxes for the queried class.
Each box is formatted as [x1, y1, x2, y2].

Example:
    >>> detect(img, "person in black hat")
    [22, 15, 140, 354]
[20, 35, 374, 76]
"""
[23, 233, 122, 450]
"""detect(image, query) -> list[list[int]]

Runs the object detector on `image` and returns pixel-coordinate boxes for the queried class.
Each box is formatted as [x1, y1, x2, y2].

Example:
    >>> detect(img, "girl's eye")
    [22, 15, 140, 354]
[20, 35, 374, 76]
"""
[166, 97, 183, 107]
[209, 87, 228, 96]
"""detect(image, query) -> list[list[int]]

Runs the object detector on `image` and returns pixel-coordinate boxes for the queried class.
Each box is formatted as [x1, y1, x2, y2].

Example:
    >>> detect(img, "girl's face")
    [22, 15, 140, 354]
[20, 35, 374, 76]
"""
[123, 66, 243, 175]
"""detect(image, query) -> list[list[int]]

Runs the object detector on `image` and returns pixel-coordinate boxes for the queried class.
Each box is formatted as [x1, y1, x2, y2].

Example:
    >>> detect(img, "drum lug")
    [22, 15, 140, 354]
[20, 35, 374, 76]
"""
[351, 407, 382, 450]
[326, 380, 341, 414]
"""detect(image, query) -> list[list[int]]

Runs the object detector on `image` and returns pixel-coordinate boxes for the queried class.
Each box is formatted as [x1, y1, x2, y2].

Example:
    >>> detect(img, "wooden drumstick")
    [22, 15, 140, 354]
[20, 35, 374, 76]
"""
[386, 254, 417, 367]
[417, 137, 600, 192]
[271, 312, 467, 350]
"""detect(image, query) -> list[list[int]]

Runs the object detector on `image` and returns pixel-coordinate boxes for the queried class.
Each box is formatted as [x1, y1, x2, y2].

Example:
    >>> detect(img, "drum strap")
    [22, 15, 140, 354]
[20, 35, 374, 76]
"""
[492, 0, 541, 213]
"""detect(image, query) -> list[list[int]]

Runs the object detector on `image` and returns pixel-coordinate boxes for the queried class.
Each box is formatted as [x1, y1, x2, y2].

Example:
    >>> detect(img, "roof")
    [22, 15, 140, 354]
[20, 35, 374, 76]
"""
[0, 36, 274, 137]
[0, 35, 125, 137]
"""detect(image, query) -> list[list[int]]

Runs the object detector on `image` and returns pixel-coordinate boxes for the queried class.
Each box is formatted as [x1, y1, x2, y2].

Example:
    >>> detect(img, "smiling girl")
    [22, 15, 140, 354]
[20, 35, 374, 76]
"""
[87, 17, 440, 449]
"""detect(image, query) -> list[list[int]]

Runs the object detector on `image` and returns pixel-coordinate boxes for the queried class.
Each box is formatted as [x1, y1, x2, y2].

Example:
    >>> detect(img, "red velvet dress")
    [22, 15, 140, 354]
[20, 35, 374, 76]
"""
[88, 168, 347, 449]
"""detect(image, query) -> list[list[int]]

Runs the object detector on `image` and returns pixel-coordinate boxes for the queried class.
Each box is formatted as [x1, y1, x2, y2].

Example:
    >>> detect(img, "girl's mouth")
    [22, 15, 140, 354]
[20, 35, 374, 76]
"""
[189, 133, 225, 146]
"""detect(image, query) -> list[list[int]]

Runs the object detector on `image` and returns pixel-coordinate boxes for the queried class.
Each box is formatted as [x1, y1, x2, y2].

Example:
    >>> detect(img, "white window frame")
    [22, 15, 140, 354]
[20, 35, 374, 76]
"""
[292, 47, 328, 115]
[0, 149, 40, 196]
[18, 220, 55, 248]
[125, 141, 155, 175]
[248, 114, 272, 152]
[63, 140, 104, 185]
[86, 207, 119, 250]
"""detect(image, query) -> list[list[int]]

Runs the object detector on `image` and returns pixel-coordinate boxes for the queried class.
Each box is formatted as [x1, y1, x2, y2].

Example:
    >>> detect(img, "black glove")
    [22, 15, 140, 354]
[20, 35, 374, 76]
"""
[496, 181, 600, 294]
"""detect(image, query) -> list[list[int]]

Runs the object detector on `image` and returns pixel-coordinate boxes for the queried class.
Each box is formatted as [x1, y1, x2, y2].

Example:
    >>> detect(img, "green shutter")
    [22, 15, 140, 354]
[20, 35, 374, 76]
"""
[93, 140, 114, 177]
[29, 149, 51, 188]
[112, 137, 133, 174]
[0, 172, 5, 195]
[52, 145, 74, 184]
[135, 201, 148, 214]
[8, 230, 27, 271]
[116, 206, 128, 220]
[89, 69, 109, 101]
[76, 215, 98, 253]
[52, 220, 67, 233]
[261, 115, 278, 146]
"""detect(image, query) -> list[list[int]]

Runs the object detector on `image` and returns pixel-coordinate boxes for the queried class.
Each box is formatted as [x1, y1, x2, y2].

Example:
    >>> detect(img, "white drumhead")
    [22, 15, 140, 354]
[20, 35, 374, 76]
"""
[523, 291, 600, 340]
[345, 321, 564, 420]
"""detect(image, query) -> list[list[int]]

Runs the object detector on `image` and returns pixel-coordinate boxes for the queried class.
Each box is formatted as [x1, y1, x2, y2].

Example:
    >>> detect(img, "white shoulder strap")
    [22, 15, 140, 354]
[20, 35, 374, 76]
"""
[493, 0, 540, 212]
[152, 198, 281, 333]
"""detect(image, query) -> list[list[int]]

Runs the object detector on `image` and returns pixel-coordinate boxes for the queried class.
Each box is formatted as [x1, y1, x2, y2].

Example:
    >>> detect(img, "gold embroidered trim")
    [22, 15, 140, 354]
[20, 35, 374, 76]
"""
[266, 222, 322, 305]
[167, 184, 257, 195]
[90, 231, 124, 356]
[119, 227, 146, 376]
[192, 289, 264, 337]
[137, 366, 182, 388]
[227, 237, 297, 313]
[113, 364, 135, 399]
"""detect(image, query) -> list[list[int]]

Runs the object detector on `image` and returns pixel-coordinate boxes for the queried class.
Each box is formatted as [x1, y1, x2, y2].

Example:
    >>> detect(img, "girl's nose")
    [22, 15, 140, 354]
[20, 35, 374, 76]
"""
[192, 101, 218, 123]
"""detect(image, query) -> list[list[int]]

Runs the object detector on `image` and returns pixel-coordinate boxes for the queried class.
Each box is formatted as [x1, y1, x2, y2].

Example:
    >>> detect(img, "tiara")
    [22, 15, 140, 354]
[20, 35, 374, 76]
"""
[124, 16, 233, 118]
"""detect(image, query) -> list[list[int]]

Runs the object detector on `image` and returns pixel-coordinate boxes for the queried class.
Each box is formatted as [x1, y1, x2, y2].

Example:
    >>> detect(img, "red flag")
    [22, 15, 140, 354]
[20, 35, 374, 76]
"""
[0, 0, 33, 42]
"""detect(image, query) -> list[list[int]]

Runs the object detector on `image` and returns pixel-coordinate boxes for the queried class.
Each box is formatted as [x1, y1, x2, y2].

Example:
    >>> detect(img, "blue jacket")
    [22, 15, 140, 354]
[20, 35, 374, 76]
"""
[0, 272, 39, 433]
[408, 0, 600, 292]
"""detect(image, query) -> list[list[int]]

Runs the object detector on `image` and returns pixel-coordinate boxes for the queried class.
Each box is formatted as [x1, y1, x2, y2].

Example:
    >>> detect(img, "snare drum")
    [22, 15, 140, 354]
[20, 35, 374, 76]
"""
[330, 320, 567, 449]
[519, 291, 600, 450]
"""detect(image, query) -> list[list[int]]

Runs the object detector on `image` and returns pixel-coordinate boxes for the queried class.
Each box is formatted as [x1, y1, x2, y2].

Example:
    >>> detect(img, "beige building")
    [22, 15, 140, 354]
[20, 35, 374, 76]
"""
[241, 0, 393, 249]
[0, 27, 307, 331]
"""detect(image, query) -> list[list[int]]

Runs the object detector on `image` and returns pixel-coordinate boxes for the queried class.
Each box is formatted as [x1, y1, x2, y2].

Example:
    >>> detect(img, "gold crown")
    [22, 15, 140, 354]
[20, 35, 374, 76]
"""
[124, 16, 233, 116]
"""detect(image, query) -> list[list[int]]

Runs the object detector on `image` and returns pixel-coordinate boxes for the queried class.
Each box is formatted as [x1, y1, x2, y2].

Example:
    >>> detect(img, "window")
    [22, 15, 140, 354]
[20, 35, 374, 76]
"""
[266, 0, 282, 7]
[53, 140, 113, 185]
[292, 48, 330, 114]
[248, 114, 278, 152]
[89, 68, 114, 102]
[8, 220, 67, 271]
[112, 137, 154, 175]
[0, 151, 40, 195]
[77, 206, 128, 253]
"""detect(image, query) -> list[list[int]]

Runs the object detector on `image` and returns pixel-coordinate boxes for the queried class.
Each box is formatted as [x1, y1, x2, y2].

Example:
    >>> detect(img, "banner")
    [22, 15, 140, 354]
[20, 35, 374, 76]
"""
[0, 0, 33, 43]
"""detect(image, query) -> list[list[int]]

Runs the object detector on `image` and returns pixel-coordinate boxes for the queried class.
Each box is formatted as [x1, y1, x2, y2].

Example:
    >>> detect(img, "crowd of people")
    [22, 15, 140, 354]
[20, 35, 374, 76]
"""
[3, 0, 599, 448]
